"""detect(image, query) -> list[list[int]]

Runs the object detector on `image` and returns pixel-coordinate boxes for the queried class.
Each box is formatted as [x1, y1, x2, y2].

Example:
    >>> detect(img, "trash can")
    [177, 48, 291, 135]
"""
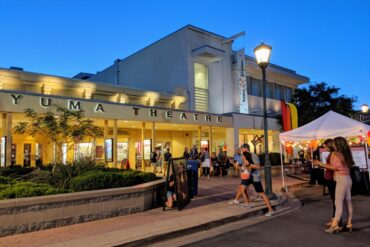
[186, 159, 200, 198]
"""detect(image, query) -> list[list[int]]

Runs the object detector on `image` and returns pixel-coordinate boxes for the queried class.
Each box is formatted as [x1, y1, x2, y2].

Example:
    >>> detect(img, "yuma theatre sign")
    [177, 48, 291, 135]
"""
[3, 93, 230, 126]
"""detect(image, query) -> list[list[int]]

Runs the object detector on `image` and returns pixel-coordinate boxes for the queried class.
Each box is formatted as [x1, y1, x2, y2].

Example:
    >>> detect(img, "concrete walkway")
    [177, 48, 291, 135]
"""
[0, 176, 306, 247]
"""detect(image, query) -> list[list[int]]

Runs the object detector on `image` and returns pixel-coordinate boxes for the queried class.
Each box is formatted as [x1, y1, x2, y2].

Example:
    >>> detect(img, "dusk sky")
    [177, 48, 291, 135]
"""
[1, 0, 369, 108]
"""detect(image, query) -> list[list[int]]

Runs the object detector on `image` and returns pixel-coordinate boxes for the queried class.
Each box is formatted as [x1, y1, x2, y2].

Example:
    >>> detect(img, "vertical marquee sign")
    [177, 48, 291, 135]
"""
[236, 49, 249, 114]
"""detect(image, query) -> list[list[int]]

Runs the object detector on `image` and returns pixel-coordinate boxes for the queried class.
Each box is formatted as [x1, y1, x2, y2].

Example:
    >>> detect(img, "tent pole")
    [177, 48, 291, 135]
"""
[364, 139, 370, 195]
[280, 142, 286, 192]
[365, 139, 369, 169]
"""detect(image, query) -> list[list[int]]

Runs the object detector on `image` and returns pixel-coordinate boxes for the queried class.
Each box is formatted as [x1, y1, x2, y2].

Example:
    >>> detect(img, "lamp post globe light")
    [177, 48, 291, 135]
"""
[254, 42, 273, 197]
[361, 104, 369, 114]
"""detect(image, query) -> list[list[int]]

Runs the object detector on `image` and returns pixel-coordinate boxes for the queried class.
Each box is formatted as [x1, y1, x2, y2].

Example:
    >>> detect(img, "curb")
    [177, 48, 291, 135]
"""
[113, 199, 285, 247]
[281, 181, 309, 192]
[112, 181, 305, 247]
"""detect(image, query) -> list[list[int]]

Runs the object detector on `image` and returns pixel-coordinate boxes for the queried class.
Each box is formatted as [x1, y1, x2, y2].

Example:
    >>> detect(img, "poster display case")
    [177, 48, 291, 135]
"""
[117, 142, 129, 163]
[75, 143, 93, 160]
[0, 137, 6, 167]
[143, 139, 151, 160]
[104, 139, 113, 162]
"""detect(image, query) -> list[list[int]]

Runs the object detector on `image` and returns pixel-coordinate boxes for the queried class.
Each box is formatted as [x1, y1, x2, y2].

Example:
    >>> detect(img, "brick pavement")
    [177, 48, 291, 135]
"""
[0, 175, 306, 247]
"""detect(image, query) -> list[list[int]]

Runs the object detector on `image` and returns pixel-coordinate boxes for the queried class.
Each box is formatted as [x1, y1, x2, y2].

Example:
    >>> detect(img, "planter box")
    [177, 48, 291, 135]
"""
[0, 179, 165, 237]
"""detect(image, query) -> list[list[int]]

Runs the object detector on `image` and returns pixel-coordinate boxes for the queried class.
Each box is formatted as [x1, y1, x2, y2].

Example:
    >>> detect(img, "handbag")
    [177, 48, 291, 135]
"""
[350, 166, 362, 184]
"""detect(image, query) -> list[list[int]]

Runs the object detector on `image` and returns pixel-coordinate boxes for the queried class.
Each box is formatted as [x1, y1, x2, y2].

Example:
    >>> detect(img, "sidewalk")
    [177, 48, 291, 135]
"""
[0, 176, 307, 247]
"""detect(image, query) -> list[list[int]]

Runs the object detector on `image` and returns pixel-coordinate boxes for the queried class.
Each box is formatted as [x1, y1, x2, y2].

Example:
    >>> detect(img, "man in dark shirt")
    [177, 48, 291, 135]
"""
[163, 148, 172, 176]
[151, 148, 158, 173]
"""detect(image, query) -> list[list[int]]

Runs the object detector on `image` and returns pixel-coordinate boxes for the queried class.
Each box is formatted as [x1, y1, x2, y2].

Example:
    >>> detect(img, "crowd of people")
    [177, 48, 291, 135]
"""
[150, 146, 172, 175]
[165, 136, 356, 229]
[183, 145, 234, 178]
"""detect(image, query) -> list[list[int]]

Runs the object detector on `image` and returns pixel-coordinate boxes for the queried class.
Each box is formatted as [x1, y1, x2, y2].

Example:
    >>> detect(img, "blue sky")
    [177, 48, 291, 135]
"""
[0, 0, 369, 108]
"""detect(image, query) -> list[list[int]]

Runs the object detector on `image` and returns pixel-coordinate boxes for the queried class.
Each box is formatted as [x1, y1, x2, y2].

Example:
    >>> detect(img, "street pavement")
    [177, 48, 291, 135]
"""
[0, 176, 305, 247]
[182, 186, 370, 247]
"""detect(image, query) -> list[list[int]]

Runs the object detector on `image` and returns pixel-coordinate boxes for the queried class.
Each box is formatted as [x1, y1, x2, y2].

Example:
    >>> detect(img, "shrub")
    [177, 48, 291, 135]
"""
[19, 170, 52, 184]
[134, 172, 156, 183]
[69, 170, 157, 192]
[0, 182, 65, 199]
[0, 176, 15, 184]
[50, 163, 76, 189]
[69, 171, 124, 192]
[72, 156, 105, 176]
[0, 165, 34, 178]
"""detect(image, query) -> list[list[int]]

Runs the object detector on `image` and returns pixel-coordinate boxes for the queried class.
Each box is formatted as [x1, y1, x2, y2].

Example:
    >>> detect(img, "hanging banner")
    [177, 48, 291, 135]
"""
[236, 49, 249, 114]
[287, 103, 298, 129]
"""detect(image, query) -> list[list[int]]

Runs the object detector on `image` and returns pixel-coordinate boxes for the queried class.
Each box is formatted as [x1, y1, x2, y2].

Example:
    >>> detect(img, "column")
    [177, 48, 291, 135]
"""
[226, 127, 238, 157]
[113, 119, 118, 168]
[209, 126, 213, 153]
[104, 120, 109, 137]
[104, 120, 109, 166]
[6, 113, 12, 166]
[151, 122, 155, 151]
[198, 126, 201, 147]
[141, 122, 145, 172]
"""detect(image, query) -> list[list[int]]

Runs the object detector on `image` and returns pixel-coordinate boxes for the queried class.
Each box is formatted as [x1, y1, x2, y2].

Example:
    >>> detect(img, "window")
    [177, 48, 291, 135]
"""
[194, 63, 209, 112]
[250, 78, 261, 96]
[285, 87, 293, 102]
[266, 82, 274, 99]
[275, 84, 284, 100]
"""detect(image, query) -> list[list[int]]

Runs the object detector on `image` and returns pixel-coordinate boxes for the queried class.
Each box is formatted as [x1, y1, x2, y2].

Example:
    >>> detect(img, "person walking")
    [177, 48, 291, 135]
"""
[163, 148, 172, 176]
[229, 152, 252, 208]
[156, 146, 163, 174]
[241, 143, 274, 216]
[211, 152, 219, 176]
[315, 137, 354, 233]
[150, 147, 158, 173]
[200, 147, 211, 179]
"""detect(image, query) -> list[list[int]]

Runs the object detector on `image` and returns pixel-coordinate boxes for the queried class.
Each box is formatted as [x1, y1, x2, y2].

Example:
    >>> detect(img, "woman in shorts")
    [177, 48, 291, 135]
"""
[229, 153, 252, 208]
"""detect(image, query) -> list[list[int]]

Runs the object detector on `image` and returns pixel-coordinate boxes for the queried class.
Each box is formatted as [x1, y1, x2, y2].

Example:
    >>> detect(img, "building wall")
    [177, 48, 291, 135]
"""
[91, 30, 190, 97]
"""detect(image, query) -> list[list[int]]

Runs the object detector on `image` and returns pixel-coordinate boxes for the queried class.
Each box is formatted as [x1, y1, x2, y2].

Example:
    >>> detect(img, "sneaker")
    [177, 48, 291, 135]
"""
[228, 200, 240, 205]
[253, 197, 263, 202]
[264, 211, 274, 217]
[240, 203, 253, 209]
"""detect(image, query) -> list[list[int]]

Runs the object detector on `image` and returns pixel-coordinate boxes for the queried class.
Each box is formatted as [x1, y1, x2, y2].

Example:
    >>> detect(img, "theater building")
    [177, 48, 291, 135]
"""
[0, 25, 309, 170]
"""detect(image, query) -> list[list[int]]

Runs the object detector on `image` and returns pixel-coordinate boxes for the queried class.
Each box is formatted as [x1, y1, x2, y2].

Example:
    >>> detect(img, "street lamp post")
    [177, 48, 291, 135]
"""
[254, 42, 273, 196]
[361, 104, 369, 114]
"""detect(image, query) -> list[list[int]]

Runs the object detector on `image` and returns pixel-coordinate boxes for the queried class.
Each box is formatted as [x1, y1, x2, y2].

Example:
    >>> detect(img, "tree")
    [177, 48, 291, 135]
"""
[14, 105, 103, 168]
[292, 82, 357, 126]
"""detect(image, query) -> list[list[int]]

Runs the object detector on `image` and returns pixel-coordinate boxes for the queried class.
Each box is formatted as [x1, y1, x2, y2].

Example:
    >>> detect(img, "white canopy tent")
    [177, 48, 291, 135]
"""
[278, 111, 370, 190]
[280, 111, 370, 142]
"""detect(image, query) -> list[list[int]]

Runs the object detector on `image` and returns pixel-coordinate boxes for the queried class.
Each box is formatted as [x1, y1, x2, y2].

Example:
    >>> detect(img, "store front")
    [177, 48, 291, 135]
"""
[0, 91, 232, 170]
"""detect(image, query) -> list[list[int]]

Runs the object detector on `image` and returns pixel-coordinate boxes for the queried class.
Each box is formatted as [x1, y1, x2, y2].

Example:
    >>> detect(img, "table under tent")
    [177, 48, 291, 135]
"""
[278, 111, 370, 194]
